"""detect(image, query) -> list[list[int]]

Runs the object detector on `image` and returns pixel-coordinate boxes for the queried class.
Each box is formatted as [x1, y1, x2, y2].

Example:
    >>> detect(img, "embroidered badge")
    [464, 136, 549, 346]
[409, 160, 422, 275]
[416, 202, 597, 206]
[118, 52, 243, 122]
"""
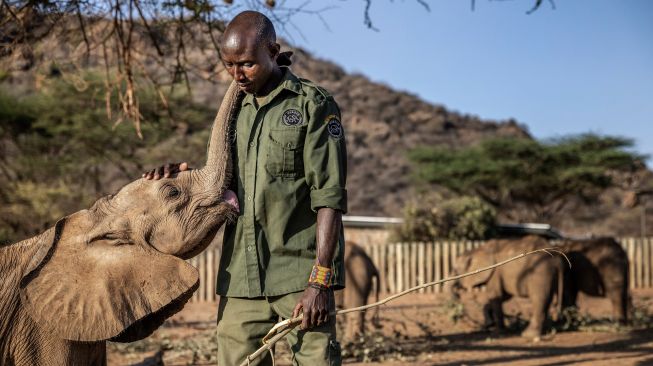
[282, 109, 303, 126]
[326, 115, 343, 139]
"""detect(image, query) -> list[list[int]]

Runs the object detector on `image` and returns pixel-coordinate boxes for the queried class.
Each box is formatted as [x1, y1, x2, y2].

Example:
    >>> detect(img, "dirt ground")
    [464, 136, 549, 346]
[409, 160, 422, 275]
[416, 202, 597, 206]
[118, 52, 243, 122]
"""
[107, 289, 653, 366]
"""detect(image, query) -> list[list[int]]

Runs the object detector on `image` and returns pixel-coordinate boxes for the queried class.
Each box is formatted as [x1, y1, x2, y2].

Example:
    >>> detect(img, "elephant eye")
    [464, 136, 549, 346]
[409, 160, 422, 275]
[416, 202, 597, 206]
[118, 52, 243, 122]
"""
[162, 184, 181, 199]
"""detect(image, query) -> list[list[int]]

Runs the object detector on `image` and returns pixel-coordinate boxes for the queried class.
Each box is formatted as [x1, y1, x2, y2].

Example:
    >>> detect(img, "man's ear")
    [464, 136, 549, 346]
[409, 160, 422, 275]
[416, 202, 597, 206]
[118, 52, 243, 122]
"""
[269, 42, 281, 58]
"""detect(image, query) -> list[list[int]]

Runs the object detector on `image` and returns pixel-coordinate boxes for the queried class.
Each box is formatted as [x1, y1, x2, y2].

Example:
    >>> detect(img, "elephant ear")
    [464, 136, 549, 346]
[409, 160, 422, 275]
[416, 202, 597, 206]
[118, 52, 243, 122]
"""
[461, 243, 497, 288]
[19, 216, 199, 342]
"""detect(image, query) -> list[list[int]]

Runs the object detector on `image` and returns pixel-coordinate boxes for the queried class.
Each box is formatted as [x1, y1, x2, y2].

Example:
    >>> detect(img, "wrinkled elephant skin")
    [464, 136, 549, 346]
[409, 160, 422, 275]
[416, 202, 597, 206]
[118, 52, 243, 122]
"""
[0, 82, 242, 365]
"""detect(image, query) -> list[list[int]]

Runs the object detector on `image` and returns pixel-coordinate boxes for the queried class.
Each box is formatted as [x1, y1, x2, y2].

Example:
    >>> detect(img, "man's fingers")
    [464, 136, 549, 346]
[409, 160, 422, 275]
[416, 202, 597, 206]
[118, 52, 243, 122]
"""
[143, 162, 189, 180]
[311, 307, 320, 328]
[301, 308, 312, 330]
[318, 309, 328, 326]
[143, 169, 155, 180]
[292, 303, 302, 319]
[163, 163, 174, 178]
[154, 166, 164, 180]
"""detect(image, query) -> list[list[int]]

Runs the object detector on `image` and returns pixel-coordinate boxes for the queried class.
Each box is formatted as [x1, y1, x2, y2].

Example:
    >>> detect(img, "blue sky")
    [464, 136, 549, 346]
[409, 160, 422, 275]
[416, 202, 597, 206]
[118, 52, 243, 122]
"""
[265, 0, 653, 161]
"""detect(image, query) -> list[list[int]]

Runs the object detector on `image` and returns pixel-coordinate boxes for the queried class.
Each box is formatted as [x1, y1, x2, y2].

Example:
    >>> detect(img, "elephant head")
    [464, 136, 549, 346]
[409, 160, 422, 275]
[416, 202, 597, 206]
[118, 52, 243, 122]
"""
[451, 242, 498, 294]
[17, 81, 243, 343]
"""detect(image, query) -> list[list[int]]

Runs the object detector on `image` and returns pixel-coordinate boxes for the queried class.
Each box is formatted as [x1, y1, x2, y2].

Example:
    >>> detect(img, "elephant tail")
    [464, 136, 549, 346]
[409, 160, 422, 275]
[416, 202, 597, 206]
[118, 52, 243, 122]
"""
[556, 260, 565, 319]
[372, 265, 381, 328]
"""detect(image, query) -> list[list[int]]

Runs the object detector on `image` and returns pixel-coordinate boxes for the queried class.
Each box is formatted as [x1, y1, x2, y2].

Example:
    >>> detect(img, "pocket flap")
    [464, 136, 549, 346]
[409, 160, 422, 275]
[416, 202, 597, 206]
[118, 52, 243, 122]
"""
[269, 127, 306, 150]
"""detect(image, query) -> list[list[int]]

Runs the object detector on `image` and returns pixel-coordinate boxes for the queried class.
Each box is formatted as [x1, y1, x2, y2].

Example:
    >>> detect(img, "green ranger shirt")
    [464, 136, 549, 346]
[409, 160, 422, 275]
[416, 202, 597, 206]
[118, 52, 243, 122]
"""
[217, 68, 347, 298]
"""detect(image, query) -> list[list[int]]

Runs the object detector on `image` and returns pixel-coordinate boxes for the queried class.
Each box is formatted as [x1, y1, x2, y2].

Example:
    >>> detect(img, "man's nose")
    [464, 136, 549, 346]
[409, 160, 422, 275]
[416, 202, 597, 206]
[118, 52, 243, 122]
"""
[233, 66, 245, 81]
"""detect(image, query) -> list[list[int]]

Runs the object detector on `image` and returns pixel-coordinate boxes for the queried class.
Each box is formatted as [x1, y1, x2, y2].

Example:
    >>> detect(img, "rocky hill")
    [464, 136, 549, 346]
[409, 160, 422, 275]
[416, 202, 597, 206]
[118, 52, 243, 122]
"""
[286, 46, 531, 215]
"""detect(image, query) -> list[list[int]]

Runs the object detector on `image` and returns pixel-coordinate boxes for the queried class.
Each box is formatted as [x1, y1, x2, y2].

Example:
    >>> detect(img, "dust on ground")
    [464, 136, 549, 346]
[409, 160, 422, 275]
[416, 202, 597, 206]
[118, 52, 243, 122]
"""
[108, 289, 653, 366]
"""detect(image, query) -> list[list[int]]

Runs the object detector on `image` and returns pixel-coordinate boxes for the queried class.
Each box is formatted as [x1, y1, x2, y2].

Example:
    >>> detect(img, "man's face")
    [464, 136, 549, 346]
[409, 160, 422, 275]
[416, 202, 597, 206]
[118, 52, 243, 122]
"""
[220, 32, 278, 95]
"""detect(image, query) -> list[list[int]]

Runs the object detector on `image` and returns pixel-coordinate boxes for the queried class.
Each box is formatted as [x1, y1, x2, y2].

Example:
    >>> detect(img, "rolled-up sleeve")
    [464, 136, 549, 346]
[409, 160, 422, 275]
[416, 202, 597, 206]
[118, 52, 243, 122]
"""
[304, 96, 348, 213]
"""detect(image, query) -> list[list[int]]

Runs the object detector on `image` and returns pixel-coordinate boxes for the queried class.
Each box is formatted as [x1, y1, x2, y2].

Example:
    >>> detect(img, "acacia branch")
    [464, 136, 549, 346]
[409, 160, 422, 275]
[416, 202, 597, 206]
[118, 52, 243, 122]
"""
[239, 248, 570, 366]
[133, 0, 164, 57]
[73, 0, 91, 57]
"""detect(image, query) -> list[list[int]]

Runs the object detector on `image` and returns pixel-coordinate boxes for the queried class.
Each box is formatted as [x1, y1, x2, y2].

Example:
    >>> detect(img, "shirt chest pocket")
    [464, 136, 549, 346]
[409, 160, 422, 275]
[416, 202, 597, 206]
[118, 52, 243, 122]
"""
[266, 127, 306, 179]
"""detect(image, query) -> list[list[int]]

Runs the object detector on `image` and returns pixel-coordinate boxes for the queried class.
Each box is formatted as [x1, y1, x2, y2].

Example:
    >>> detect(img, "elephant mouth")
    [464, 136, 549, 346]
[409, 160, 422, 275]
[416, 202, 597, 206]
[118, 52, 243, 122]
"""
[222, 189, 240, 213]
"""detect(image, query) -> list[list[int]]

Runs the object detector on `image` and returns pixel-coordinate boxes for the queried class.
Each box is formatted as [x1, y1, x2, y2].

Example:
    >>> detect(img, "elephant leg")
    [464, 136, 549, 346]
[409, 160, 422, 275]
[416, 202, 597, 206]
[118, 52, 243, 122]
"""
[343, 311, 365, 340]
[563, 286, 578, 312]
[483, 298, 505, 331]
[482, 303, 495, 329]
[493, 301, 505, 330]
[356, 311, 365, 337]
[522, 280, 554, 338]
[607, 286, 628, 324]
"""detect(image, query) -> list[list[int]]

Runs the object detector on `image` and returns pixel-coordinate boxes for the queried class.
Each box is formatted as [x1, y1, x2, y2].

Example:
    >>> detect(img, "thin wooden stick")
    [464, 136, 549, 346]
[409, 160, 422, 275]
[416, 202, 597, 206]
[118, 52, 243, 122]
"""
[238, 247, 569, 366]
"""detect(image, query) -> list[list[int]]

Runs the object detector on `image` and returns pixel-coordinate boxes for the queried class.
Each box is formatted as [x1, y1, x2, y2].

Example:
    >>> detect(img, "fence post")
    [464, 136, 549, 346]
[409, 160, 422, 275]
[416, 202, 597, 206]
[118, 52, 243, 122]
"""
[418, 242, 425, 293]
[380, 243, 387, 294]
[642, 238, 652, 288]
[443, 241, 450, 292]
[426, 242, 434, 293]
[434, 242, 442, 293]
[388, 244, 396, 294]
[626, 239, 636, 289]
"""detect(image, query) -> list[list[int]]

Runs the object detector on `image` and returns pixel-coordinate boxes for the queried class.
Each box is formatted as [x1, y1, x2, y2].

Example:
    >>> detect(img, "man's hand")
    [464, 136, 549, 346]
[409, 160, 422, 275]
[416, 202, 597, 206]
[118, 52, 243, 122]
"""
[292, 286, 334, 330]
[142, 162, 189, 180]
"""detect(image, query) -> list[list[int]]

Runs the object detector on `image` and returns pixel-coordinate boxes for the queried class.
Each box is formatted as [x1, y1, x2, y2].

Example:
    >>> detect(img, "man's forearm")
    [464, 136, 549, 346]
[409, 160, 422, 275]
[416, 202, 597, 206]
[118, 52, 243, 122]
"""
[315, 207, 342, 267]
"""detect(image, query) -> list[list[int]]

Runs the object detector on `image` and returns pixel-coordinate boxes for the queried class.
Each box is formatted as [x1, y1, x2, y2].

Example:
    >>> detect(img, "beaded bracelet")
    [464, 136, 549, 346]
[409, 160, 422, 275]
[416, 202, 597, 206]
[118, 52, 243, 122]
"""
[308, 264, 332, 288]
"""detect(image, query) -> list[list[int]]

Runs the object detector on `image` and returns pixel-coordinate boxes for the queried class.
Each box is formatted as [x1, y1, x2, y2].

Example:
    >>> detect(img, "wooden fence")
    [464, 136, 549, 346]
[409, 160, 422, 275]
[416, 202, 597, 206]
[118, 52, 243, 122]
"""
[188, 237, 653, 302]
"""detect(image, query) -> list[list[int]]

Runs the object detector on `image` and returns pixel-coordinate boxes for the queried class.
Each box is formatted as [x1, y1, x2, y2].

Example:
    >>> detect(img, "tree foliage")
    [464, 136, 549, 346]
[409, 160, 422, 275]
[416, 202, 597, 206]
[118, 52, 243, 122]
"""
[392, 195, 497, 242]
[408, 135, 647, 222]
[0, 73, 215, 244]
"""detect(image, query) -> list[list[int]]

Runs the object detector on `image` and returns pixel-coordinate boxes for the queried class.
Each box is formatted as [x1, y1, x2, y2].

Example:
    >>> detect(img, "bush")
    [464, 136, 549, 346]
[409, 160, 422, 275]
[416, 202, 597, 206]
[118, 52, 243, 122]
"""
[392, 195, 496, 242]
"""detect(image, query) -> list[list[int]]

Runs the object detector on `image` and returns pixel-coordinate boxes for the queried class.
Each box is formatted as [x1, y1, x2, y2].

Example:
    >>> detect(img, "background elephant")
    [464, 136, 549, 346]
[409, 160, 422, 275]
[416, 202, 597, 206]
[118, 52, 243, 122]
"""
[452, 235, 564, 338]
[0, 81, 241, 365]
[336, 242, 380, 340]
[560, 237, 629, 323]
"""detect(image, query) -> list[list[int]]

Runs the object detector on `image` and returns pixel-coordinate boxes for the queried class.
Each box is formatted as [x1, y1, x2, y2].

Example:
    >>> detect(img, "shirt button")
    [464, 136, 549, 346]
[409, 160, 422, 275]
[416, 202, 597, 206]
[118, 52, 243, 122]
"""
[247, 245, 253, 252]
[247, 195, 252, 201]
[287, 143, 292, 148]
[249, 142, 255, 147]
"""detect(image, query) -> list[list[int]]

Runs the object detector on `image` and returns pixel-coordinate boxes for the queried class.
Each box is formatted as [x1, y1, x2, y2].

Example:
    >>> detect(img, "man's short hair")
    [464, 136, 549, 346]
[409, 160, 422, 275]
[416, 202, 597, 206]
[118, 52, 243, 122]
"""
[227, 11, 277, 49]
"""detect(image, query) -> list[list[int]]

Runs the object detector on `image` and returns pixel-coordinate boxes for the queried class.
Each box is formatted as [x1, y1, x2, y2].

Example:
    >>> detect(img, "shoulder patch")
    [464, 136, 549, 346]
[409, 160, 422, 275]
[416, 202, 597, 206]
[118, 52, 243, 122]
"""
[326, 115, 343, 139]
[282, 109, 303, 126]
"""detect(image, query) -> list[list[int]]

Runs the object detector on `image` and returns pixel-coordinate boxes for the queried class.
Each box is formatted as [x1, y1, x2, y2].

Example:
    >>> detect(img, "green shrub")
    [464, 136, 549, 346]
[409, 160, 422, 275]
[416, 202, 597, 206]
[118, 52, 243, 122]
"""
[392, 195, 496, 242]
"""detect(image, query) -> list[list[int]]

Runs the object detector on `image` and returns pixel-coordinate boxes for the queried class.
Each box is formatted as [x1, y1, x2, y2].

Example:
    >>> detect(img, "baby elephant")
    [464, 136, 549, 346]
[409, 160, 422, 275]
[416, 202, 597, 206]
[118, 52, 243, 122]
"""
[452, 235, 565, 338]
[336, 242, 380, 339]
[0, 82, 241, 365]
[560, 237, 629, 323]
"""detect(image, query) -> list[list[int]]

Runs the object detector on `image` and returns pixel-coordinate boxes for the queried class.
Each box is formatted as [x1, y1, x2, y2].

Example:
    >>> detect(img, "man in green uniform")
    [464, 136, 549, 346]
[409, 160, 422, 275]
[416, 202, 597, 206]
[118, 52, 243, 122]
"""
[217, 11, 347, 364]
[145, 10, 347, 365]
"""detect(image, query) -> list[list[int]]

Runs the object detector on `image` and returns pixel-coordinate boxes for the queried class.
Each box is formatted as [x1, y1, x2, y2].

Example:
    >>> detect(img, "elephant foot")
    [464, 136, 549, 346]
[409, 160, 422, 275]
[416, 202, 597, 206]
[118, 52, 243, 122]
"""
[520, 326, 542, 340]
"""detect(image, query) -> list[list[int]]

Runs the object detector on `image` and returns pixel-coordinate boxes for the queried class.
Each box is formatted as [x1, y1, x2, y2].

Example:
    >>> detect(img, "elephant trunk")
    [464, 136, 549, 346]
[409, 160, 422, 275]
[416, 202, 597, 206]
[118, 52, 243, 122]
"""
[198, 81, 242, 199]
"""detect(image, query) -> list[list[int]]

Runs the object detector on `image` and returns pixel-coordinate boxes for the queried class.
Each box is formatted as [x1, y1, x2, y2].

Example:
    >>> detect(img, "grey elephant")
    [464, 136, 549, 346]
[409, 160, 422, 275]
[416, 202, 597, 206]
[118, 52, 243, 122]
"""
[0, 81, 241, 365]
[560, 237, 629, 323]
[336, 242, 380, 339]
[452, 235, 564, 338]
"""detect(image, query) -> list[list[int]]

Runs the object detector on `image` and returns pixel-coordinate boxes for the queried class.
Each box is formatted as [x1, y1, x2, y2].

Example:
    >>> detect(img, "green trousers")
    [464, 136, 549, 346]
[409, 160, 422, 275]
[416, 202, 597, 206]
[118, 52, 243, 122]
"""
[216, 291, 342, 366]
